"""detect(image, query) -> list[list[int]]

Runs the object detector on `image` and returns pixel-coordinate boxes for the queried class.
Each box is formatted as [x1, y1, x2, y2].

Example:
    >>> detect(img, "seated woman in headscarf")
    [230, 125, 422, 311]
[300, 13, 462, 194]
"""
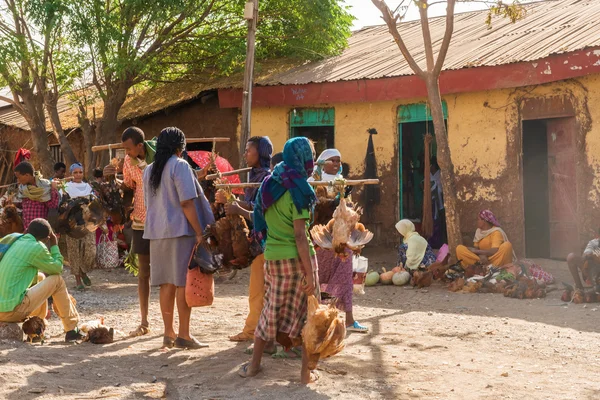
[456, 210, 514, 268]
[395, 220, 437, 271]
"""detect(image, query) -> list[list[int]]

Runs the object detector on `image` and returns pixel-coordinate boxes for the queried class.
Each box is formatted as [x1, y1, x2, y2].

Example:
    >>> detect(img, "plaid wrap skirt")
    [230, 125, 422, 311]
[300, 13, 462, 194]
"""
[255, 255, 320, 342]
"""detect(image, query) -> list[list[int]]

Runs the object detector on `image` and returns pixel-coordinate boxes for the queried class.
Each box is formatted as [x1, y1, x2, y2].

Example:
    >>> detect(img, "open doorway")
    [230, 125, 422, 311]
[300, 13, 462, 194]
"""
[522, 117, 578, 259]
[522, 120, 550, 258]
[398, 102, 448, 249]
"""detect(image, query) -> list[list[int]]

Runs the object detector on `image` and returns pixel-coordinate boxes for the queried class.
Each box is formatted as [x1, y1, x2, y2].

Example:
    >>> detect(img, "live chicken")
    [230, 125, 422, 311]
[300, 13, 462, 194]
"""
[22, 316, 46, 344]
[0, 204, 24, 237]
[310, 197, 373, 259]
[302, 295, 346, 370]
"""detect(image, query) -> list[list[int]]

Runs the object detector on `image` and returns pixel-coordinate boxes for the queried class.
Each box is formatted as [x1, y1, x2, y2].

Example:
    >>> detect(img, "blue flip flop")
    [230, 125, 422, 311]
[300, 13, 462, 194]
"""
[347, 321, 369, 333]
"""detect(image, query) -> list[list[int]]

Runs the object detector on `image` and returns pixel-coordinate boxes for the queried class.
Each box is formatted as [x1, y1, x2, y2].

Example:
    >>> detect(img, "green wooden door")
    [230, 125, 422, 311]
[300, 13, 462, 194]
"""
[290, 108, 335, 155]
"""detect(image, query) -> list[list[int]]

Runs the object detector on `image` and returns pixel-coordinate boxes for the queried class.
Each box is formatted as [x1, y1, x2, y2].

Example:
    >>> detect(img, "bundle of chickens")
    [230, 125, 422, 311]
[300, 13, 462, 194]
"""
[200, 192, 255, 274]
[92, 159, 134, 226]
[55, 194, 106, 238]
[302, 295, 346, 370]
[561, 282, 600, 304]
[310, 192, 374, 259]
[0, 203, 24, 237]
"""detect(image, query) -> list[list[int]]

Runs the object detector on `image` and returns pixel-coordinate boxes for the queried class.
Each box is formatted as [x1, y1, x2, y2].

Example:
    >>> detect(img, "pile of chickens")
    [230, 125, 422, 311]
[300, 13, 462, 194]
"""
[199, 155, 255, 273]
[55, 194, 105, 238]
[92, 159, 134, 226]
[310, 180, 373, 259]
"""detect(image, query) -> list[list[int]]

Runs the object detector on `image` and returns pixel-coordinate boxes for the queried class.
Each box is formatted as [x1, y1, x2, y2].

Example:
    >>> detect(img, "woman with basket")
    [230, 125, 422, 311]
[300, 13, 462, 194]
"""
[143, 127, 214, 350]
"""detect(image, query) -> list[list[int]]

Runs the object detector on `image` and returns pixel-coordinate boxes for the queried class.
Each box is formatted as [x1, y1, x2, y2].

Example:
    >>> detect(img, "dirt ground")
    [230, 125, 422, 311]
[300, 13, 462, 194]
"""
[1, 247, 600, 400]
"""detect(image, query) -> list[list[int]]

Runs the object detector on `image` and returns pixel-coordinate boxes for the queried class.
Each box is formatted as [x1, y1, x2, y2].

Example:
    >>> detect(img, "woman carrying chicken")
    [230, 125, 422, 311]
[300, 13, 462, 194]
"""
[143, 127, 215, 349]
[309, 149, 368, 333]
[63, 163, 96, 291]
[238, 137, 320, 384]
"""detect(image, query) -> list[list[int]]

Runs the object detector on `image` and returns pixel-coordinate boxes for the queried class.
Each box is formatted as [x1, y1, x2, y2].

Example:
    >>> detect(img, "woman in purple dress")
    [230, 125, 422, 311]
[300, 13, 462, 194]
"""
[311, 149, 368, 333]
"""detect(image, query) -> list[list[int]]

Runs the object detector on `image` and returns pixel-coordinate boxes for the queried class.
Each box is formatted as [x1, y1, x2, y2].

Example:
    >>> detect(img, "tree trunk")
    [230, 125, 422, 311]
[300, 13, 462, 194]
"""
[78, 106, 95, 178]
[45, 94, 78, 168]
[19, 88, 54, 176]
[425, 76, 462, 253]
[94, 86, 129, 168]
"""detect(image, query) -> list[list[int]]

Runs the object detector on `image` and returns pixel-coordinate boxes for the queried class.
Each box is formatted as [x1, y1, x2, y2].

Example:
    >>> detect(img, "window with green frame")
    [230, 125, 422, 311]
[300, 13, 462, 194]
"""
[289, 108, 335, 155]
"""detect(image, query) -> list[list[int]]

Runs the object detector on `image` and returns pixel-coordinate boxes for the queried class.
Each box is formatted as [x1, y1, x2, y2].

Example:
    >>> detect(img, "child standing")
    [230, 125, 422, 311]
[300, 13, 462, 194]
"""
[63, 163, 96, 290]
[238, 137, 320, 384]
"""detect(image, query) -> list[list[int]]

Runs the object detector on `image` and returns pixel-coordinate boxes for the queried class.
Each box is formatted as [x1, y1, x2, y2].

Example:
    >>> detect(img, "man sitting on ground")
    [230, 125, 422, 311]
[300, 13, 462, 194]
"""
[0, 219, 84, 342]
[567, 232, 600, 294]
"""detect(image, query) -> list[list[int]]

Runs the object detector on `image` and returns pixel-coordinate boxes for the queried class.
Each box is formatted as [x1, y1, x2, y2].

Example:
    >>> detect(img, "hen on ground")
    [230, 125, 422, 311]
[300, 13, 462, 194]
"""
[311, 197, 373, 259]
[302, 295, 346, 370]
[22, 316, 46, 344]
[0, 204, 24, 237]
[81, 317, 115, 344]
[412, 269, 433, 288]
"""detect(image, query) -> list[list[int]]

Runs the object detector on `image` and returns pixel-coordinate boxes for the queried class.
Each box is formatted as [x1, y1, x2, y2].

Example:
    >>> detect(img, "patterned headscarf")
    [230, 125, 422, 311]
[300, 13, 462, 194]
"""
[479, 209, 500, 227]
[253, 137, 316, 241]
[69, 163, 83, 174]
[246, 136, 273, 203]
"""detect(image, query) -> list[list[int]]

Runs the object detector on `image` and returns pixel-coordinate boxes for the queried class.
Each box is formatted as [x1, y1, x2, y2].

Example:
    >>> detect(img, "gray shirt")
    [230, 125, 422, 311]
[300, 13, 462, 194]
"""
[142, 155, 214, 240]
[584, 238, 600, 256]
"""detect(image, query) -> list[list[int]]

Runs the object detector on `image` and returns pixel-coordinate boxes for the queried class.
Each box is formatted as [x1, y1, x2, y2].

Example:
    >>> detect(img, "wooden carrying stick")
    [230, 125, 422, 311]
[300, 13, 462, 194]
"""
[91, 137, 231, 152]
[215, 179, 380, 189]
[205, 167, 252, 180]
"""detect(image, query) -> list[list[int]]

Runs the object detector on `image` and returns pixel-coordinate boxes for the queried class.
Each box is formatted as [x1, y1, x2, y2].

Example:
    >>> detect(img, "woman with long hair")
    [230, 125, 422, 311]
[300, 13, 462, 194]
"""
[143, 127, 214, 349]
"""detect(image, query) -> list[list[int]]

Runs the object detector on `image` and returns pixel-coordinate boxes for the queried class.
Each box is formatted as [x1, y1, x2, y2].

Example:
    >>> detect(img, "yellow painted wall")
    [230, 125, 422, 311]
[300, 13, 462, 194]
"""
[248, 73, 600, 247]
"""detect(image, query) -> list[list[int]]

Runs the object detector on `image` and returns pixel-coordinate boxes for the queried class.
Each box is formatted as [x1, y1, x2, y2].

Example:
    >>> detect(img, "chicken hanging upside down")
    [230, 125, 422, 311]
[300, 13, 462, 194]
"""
[55, 194, 105, 238]
[201, 189, 253, 272]
[310, 196, 374, 259]
[302, 295, 346, 370]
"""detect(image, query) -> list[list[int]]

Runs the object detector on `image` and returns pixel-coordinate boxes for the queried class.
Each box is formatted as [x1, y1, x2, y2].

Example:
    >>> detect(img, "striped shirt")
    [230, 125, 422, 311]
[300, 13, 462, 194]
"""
[123, 155, 147, 230]
[21, 189, 59, 229]
[0, 234, 64, 312]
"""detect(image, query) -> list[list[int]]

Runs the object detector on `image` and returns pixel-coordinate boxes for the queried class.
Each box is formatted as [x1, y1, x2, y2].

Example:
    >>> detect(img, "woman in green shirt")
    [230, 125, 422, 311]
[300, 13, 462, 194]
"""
[239, 137, 319, 384]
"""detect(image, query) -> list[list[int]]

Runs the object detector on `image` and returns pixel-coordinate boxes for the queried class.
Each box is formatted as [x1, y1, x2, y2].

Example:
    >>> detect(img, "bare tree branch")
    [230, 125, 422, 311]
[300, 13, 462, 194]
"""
[371, 0, 425, 78]
[433, 0, 456, 76]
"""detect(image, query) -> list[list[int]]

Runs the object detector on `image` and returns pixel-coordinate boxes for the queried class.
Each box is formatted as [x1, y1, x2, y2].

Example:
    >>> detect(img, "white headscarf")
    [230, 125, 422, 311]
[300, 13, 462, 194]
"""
[395, 219, 428, 270]
[310, 148, 342, 183]
[317, 149, 341, 164]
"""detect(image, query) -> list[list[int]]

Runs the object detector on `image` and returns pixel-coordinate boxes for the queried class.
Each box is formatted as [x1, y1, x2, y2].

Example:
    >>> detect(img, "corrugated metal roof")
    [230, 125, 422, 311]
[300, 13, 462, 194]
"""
[259, 0, 600, 85]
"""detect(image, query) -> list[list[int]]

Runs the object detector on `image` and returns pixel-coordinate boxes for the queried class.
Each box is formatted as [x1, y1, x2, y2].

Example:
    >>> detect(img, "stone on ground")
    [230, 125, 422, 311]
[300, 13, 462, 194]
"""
[0, 322, 23, 341]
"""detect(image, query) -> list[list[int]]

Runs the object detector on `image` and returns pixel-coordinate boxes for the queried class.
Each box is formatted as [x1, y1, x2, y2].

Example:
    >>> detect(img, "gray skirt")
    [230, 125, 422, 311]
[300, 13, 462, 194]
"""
[149, 235, 196, 287]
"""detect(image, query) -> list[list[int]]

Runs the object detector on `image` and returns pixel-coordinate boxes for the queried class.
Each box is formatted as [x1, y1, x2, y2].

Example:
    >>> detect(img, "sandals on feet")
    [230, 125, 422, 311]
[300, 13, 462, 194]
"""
[238, 362, 261, 378]
[245, 344, 278, 356]
[163, 336, 175, 348]
[129, 325, 150, 338]
[74, 284, 85, 291]
[82, 275, 92, 287]
[229, 332, 254, 342]
[347, 321, 369, 333]
[271, 347, 302, 359]
[174, 336, 209, 350]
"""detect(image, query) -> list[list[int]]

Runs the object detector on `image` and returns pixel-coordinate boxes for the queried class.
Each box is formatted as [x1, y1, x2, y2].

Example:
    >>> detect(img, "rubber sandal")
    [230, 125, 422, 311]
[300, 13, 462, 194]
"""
[238, 362, 261, 378]
[82, 275, 92, 287]
[128, 325, 150, 338]
[271, 347, 302, 359]
[162, 336, 175, 348]
[174, 336, 209, 350]
[245, 344, 278, 355]
[229, 332, 254, 342]
[347, 321, 369, 333]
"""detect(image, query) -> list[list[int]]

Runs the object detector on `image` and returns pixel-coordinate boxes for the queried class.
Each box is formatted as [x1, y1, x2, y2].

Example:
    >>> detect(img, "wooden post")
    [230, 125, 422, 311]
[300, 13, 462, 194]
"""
[239, 0, 259, 167]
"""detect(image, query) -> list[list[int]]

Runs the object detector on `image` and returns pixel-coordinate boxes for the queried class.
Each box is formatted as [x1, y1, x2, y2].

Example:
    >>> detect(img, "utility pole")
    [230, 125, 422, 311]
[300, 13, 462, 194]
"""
[239, 0, 259, 167]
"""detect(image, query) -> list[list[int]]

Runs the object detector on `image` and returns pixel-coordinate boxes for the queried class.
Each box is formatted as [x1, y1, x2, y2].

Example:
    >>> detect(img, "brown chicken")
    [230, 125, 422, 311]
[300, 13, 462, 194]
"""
[461, 281, 482, 293]
[310, 197, 373, 259]
[412, 270, 433, 289]
[202, 194, 252, 272]
[81, 317, 115, 344]
[22, 316, 46, 344]
[572, 289, 584, 304]
[448, 278, 465, 292]
[302, 295, 346, 370]
[428, 262, 449, 281]
[0, 204, 24, 237]
[504, 277, 546, 299]
[463, 264, 486, 279]
[584, 291, 598, 303]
